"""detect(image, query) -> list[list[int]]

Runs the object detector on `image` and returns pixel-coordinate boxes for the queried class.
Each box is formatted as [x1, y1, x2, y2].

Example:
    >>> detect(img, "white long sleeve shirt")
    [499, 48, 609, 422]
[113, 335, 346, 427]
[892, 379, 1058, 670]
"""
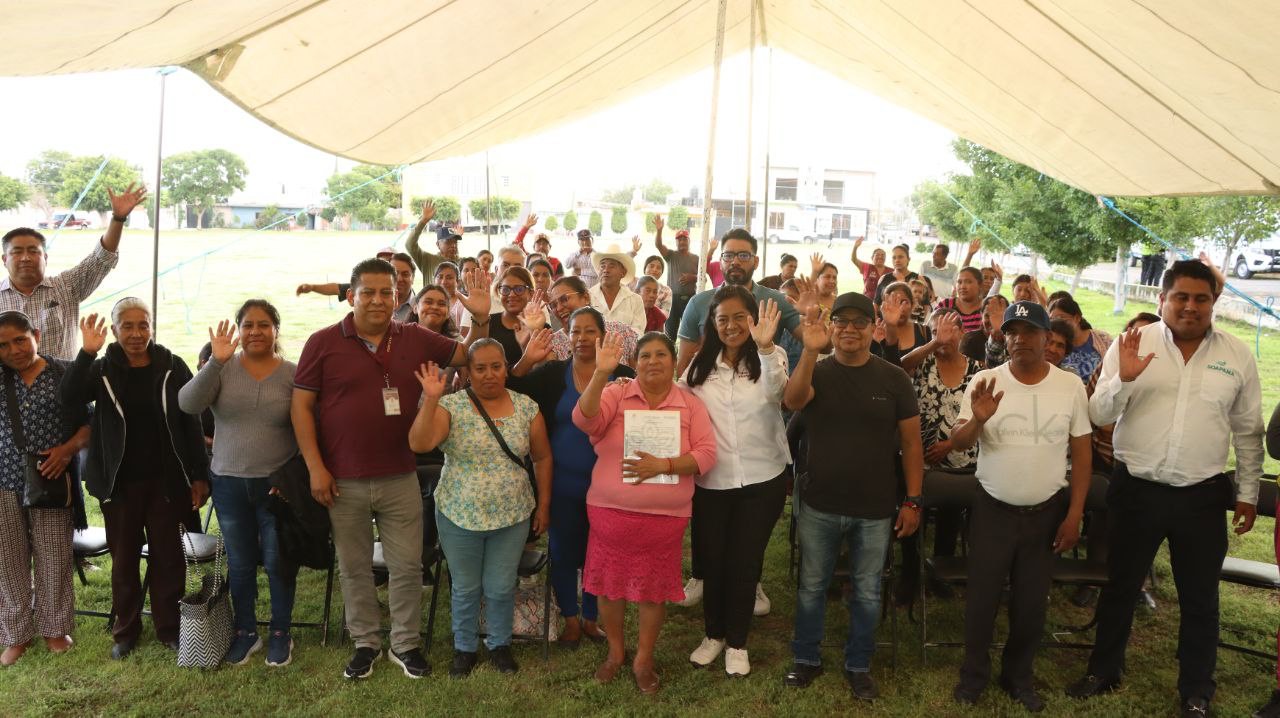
[1089, 321, 1265, 504]
[684, 347, 791, 490]
[588, 283, 647, 336]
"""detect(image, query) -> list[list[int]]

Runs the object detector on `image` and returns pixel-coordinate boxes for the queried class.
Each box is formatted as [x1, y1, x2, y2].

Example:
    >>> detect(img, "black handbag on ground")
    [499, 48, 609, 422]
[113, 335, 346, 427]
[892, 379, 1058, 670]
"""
[4, 369, 71, 509]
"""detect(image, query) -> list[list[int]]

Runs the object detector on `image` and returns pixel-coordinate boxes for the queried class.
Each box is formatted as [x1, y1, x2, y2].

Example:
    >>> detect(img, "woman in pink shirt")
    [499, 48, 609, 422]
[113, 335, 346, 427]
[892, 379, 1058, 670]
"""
[573, 331, 717, 694]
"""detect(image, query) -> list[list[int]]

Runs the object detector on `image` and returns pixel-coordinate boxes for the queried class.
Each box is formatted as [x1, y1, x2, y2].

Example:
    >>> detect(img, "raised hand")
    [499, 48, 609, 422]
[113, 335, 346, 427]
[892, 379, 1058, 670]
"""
[854, 236, 864, 249]
[207, 319, 239, 363]
[967, 237, 982, 256]
[654, 214, 664, 233]
[969, 377, 1004, 423]
[415, 361, 448, 400]
[595, 331, 624, 374]
[809, 252, 825, 277]
[521, 291, 547, 333]
[631, 235, 641, 255]
[800, 305, 833, 352]
[1116, 327, 1155, 382]
[79, 313, 108, 354]
[792, 275, 818, 315]
[871, 318, 887, 344]
[523, 212, 538, 229]
[296, 283, 315, 296]
[107, 183, 147, 218]
[457, 268, 493, 316]
[419, 199, 436, 223]
[521, 327, 553, 366]
[881, 291, 909, 325]
[936, 311, 963, 347]
[990, 260, 1003, 278]
[749, 298, 781, 349]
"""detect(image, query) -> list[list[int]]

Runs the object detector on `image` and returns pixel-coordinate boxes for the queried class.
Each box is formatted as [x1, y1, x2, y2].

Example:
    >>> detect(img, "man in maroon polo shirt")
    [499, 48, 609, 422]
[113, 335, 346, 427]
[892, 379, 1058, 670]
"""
[291, 258, 491, 680]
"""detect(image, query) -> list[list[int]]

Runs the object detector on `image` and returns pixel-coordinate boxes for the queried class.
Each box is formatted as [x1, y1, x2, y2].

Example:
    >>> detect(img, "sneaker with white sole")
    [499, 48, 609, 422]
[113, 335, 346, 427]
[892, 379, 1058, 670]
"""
[676, 577, 704, 607]
[753, 583, 771, 617]
[224, 631, 262, 665]
[264, 630, 293, 667]
[389, 647, 431, 678]
[343, 646, 381, 679]
[725, 647, 750, 677]
[689, 637, 725, 667]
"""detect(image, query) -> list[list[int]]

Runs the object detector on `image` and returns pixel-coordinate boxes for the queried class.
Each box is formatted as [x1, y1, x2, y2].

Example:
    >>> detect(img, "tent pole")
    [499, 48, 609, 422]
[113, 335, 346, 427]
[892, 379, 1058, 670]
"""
[744, 0, 756, 234]
[485, 151, 492, 252]
[761, 48, 773, 274]
[697, 0, 730, 293]
[152, 68, 173, 336]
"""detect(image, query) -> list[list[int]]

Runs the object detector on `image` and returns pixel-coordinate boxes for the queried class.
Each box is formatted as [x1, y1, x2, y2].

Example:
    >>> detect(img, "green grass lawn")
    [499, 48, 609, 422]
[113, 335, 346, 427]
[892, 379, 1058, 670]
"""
[4, 230, 1278, 716]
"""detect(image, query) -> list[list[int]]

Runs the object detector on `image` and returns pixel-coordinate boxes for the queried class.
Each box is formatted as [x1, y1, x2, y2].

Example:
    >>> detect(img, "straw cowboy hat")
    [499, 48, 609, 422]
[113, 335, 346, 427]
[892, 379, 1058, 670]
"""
[591, 244, 637, 284]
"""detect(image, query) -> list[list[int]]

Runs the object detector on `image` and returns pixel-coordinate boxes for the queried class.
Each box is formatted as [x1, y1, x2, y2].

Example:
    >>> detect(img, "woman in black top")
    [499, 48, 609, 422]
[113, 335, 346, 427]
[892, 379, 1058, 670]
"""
[874, 281, 930, 366]
[873, 244, 919, 309]
[484, 266, 546, 368]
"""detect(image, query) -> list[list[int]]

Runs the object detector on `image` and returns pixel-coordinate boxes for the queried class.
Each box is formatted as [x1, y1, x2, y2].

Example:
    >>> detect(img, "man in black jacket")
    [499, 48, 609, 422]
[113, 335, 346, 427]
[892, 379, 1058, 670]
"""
[60, 298, 209, 660]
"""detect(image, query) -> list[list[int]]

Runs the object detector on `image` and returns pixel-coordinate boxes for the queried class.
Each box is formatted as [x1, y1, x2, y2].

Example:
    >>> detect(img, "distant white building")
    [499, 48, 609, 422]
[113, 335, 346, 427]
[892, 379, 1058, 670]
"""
[400, 159, 534, 229]
[763, 166, 874, 241]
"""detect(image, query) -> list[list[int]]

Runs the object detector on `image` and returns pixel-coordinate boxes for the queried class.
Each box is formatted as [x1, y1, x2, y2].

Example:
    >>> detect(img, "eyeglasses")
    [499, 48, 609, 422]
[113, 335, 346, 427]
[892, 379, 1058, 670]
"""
[498, 285, 530, 296]
[720, 251, 755, 263]
[831, 316, 872, 330]
[549, 292, 584, 307]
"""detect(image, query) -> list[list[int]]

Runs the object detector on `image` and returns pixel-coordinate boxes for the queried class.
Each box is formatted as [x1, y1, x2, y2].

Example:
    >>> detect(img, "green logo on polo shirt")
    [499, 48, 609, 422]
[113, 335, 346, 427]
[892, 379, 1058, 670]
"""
[1206, 360, 1235, 377]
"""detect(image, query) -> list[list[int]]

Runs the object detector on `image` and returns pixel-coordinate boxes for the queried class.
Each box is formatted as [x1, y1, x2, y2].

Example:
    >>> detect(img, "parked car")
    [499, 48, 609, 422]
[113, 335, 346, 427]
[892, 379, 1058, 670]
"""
[36, 213, 93, 230]
[1230, 237, 1280, 279]
[768, 227, 814, 243]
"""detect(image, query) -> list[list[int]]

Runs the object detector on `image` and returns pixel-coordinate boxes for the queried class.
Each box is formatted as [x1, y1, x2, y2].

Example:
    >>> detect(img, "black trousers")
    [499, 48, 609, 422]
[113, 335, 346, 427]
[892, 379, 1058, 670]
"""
[665, 294, 692, 341]
[692, 473, 787, 648]
[959, 486, 1067, 691]
[1086, 464, 1231, 701]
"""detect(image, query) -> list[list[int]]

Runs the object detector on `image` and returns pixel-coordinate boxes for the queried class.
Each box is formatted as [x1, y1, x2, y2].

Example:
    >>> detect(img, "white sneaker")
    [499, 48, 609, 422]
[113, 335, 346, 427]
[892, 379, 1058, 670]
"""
[724, 647, 750, 677]
[753, 583, 771, 617]
[689, 637, 725, 667]
[676, 577, 704, 607]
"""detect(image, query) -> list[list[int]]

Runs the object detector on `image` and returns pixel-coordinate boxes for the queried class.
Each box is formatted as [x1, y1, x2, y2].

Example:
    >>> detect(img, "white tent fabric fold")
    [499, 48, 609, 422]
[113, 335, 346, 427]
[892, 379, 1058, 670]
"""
[2, 0, 1278, 196]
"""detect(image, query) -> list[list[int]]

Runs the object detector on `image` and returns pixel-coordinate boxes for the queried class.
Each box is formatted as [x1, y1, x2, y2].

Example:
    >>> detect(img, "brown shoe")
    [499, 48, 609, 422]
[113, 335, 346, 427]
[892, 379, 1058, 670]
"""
[634, 663, 661, 694]
[1, 641, 32, 666]
[45, 635, 74, 654]
[558, 616, 582, 649]
[582, 621, 608, 643]
[595, 657, 626, 684]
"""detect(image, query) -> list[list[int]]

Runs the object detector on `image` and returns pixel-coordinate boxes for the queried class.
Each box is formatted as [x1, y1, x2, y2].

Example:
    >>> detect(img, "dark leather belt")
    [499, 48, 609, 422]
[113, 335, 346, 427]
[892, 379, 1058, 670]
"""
[980, 486, 1065, 514]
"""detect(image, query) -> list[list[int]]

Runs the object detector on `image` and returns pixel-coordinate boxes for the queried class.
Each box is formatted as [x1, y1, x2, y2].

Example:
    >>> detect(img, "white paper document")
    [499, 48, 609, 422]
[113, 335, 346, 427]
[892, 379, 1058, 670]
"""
[622, 410, 681, 485]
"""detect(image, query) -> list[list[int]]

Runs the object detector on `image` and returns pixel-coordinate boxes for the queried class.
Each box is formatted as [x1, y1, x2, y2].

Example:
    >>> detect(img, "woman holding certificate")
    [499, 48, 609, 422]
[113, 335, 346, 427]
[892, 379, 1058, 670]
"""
[573, 331, 717, 694]
[681, 286, 791, 677]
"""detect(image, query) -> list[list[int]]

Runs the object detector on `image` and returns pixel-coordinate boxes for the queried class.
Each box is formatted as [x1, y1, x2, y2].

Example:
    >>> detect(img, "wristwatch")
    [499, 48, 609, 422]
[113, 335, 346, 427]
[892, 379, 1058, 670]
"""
[111, 215, 128, 223]
[902, 495, 923, 511]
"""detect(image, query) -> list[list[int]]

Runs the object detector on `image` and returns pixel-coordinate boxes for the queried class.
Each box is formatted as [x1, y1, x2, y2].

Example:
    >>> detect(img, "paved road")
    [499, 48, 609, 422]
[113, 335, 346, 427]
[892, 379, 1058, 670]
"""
[1000, 255, 1280, 303]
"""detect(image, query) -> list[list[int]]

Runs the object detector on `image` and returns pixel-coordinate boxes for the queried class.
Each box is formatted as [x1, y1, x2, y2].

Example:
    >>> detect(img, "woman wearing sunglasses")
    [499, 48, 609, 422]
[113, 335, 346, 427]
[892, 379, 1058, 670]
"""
[484, 267, 546, 368]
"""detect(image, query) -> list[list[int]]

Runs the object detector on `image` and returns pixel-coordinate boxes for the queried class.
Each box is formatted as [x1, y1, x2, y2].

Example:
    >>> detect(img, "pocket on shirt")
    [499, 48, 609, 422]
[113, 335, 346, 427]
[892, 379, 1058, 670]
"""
[1198, 369, 1239, 410]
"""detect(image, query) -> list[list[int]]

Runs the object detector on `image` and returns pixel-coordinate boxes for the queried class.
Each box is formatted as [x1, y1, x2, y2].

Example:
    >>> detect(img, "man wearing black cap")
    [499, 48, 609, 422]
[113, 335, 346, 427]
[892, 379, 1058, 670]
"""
[563, 229, 599, 287]
[949, 300, 1092, 712]
[405, 200, 461, 279]
[781, 291, 923, 701]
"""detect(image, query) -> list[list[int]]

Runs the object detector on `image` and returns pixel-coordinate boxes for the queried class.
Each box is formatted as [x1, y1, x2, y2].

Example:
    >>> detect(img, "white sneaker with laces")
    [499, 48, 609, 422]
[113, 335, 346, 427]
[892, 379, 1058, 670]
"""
[689, 637, 725, 667]
[724, 647, 750, 677]
[753, 583, 771, 617]
[676, 577, 703, 607]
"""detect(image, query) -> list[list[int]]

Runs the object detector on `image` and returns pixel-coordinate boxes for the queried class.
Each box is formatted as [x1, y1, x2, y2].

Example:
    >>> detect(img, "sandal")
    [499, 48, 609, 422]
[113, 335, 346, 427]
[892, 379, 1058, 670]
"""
[595, 657, 626, 684]
[634, 664, 661, 694]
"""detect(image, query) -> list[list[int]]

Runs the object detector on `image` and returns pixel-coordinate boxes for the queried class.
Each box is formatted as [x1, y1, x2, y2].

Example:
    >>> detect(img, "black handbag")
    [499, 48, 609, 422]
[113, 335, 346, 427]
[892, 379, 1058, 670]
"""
[4, 368, 71, 509]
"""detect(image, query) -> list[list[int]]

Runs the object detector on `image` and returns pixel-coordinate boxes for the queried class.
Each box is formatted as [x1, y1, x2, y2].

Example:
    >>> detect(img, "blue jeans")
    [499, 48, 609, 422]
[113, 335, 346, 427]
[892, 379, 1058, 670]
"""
[436, 510, 528, 652]
[548, 492, 596, 621]
[791, 502, 892, 671]
[210, 472, 297, 633]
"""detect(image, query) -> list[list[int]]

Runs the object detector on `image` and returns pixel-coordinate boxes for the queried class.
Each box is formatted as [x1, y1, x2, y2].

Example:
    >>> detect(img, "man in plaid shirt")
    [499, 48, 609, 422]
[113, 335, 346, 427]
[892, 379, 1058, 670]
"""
[0, 185, 146, 360]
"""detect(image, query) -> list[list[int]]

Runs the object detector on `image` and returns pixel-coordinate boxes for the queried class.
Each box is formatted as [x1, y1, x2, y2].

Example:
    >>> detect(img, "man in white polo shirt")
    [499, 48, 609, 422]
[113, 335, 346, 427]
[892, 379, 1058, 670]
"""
[1067, 260, 1265, 718]
[948, 300, 1093, 712]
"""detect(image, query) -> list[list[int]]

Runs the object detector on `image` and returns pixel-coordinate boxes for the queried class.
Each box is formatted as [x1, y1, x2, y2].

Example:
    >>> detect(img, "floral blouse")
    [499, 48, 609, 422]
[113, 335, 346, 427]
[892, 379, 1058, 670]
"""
[914, 353, 981, 470]
[435, 390, 538, 531]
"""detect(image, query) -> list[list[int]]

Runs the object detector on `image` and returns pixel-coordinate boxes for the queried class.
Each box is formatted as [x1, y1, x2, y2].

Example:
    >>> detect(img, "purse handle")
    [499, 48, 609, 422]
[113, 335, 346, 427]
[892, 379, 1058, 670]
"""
[3, 369, 29, 454]
[179, 523, 225, 596]
[465, 387, 526, 471]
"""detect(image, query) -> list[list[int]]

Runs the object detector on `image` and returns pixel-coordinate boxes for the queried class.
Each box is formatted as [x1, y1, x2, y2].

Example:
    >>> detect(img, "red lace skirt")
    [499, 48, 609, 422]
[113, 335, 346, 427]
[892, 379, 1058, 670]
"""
[583, 505, 687, 603]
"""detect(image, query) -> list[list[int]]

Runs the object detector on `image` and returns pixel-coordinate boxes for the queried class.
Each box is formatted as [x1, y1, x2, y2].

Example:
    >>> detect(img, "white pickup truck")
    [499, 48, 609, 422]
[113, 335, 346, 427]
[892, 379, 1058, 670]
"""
[1231, 237, 1280, 279]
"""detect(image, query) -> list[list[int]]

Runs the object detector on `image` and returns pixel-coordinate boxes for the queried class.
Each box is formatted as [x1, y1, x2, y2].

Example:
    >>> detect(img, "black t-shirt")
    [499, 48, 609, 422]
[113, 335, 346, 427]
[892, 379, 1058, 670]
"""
[488, 313, 547, 368]
[800, 355, 919, 519]
[117, 364, 183, 488]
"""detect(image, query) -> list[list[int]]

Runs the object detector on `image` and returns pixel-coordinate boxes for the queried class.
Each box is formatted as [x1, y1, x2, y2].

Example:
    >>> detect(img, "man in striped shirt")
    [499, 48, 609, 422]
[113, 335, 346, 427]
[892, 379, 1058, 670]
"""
[0, 185, 146, 360]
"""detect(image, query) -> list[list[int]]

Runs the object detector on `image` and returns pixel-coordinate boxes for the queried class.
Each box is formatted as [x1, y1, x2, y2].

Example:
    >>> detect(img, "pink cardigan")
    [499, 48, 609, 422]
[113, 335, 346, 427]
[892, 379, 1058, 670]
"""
[573, 380, 717, 518]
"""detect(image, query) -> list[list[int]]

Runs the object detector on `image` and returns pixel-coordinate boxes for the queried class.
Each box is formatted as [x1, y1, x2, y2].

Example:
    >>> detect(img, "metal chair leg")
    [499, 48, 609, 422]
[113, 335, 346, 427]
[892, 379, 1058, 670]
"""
[425, 556, 446, 653]
[542, 561, 552, 662]
[319, 555, 336, 647]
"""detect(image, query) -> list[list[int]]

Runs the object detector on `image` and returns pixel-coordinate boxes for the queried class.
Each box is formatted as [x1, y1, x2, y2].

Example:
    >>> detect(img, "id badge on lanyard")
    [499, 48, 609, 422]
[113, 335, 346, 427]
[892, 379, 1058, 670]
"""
[372, 332, 400, 416]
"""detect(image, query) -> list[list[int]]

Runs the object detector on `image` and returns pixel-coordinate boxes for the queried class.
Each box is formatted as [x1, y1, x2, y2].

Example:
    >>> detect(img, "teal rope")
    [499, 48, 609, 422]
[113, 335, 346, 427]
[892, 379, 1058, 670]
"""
[49, 156, 111, 247]
[938, 186, 1013, 251]
[84, 164, 408, 309]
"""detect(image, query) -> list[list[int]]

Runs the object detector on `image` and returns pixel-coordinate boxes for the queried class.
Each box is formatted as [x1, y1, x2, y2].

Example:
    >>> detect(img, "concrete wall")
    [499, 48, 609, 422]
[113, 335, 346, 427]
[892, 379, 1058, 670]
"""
[1051, 271, 1278, 330]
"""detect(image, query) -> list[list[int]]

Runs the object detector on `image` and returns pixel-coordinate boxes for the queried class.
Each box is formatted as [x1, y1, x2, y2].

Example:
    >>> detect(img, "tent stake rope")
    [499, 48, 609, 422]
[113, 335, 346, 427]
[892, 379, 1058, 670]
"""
[48, 156, 110, 248]
[696, 0, 729, 293]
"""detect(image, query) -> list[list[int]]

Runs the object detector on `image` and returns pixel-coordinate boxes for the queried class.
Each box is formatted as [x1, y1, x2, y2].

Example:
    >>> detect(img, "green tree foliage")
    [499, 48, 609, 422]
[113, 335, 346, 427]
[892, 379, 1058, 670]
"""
[545, 215, 559, 231]
[601, 185, 635, 204]
[0, 173, 30, 212]
[610, 206, 628, 234]
[562, 210, 578, 232]
[667, 205, 689, 231]
[352, 164, 402, 208]
[161, 149, 248, 228]
[255, 204, 284, 230]
[25, 150, 71, 195]
[644, 212, 657, 233]
[409, 195, 461, 223]
[55, 156, 143, 219]
[1199, 196, 1280, 267]
[468, 197, 521, 225]
[643, 179, 674, 204]
[327, 169, 388, 228]
[320, 207, 338, 223]
[588, 210, 604, 236]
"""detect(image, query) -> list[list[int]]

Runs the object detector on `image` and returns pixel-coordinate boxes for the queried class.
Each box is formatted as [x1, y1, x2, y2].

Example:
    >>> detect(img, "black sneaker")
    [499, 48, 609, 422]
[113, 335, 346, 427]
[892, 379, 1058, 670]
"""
[782, 662, 823, 688]
[389, 648, 431, 679]
[489, 645, 519, 674]
[109, 639, 137, 661]
[844, 670, 879, 702]
[1182, 696, 1211, 717]
[1254, 689, 1280, 718]
[343, 646, 381, 679]
[953, 683, 983, 706]
[450, 650, 478, 678]
[1065, 673, 1120, 699]
[999, 677, 1046, 713]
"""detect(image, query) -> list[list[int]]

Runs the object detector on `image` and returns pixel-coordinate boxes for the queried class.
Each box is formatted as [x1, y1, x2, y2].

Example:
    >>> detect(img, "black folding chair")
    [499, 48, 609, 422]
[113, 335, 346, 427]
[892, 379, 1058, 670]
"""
[1218, 475, 1279, 660]
[72, 526, 113, 624]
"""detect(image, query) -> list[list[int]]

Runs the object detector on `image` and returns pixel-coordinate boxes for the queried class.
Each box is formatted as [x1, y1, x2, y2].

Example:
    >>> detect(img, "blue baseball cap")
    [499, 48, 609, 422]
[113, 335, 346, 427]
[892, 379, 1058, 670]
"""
[1001, 300, 1051, 332]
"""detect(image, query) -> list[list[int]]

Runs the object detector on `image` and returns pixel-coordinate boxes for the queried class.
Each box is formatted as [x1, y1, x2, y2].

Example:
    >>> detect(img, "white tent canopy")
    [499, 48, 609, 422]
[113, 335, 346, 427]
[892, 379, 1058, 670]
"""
[4, 0, 1279, 196]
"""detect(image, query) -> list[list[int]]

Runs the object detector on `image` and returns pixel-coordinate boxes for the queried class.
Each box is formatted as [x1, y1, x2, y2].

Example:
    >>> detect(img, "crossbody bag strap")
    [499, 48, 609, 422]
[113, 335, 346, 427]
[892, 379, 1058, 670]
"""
[465, 387, 526, 470]
[3, 370, 28, 453]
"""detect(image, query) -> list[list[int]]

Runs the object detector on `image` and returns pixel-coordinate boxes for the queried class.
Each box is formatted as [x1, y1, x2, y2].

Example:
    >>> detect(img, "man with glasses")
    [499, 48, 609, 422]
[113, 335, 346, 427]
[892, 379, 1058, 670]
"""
[1, 184, 147, 360]
[544, 276, 637, 367]
[781, 291, 923, 702]
[675, 228, 801, 377]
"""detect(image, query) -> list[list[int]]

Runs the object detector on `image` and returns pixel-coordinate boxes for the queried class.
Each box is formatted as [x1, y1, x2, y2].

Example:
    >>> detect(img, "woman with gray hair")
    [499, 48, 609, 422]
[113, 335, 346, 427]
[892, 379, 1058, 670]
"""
[60, 298, 210, 661]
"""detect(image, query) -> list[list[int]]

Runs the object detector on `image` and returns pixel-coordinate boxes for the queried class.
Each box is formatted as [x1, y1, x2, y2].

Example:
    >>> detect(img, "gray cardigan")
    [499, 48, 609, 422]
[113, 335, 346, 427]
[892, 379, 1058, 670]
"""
[177, 355, 298, 478]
